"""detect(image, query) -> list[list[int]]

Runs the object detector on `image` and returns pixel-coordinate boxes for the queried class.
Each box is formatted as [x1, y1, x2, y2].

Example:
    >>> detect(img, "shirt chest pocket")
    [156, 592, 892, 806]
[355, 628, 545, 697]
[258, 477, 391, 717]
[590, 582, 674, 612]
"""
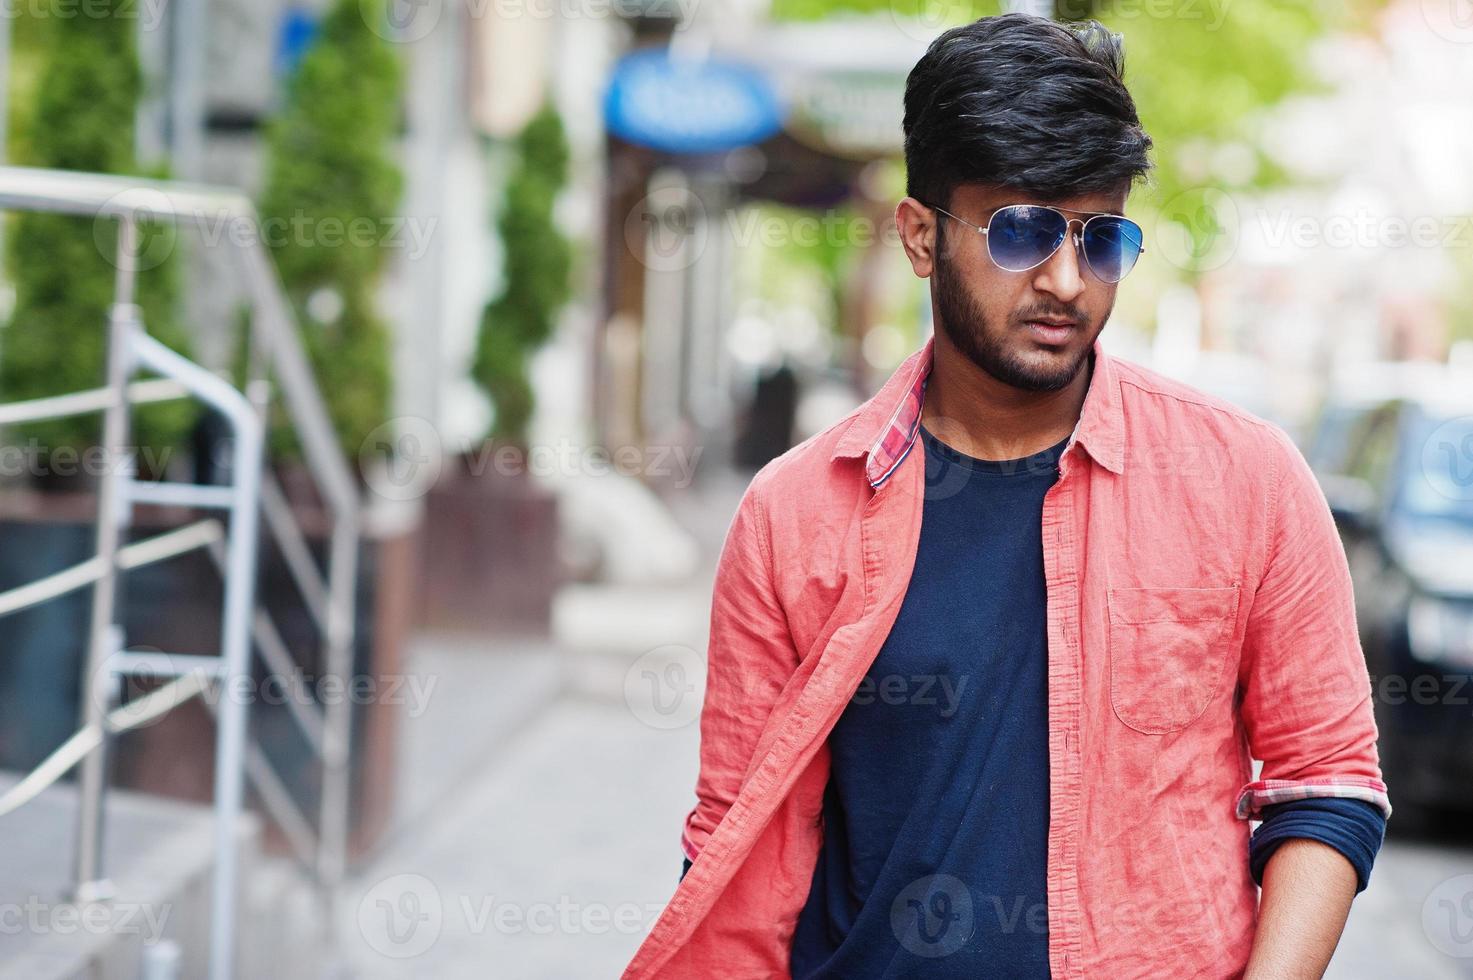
[1107, 585, 1241, 734]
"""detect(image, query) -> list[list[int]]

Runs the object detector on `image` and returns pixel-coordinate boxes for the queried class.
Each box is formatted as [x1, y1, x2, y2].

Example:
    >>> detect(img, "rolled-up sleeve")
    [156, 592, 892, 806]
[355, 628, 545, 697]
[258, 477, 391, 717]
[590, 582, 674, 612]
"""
[1234, 426, 1391, 822]
[1249, 797, 1386, 893]
[681, 476, 800, 864]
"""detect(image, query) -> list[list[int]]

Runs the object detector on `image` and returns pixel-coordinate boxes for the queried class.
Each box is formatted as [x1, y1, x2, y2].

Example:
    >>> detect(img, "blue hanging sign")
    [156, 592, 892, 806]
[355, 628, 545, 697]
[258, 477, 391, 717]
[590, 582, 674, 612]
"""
[605, 49, 784, 155]
[275, 8, 319, 79]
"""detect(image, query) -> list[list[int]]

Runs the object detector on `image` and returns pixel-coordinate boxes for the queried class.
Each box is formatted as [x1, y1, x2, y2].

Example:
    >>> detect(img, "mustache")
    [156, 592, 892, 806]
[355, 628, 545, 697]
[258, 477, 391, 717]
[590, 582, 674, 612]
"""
[1014, 304, 1088, 324]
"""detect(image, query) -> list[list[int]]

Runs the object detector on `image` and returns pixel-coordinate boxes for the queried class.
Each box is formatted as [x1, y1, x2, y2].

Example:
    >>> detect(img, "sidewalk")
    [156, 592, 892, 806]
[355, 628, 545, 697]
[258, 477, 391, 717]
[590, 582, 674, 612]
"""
[338, 697, 697, 978]
[331, 472, 742, 977]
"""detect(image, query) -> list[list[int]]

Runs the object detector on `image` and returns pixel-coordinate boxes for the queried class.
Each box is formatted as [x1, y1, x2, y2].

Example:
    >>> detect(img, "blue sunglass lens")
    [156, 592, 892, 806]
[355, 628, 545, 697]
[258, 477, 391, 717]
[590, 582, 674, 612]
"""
[987, 206, 1068, 272]
[1082, 216, 1144, 283]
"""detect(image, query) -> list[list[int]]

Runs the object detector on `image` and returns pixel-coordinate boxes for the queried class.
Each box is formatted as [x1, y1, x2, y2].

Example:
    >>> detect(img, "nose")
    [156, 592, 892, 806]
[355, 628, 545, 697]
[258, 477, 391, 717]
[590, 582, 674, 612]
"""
[1031, 220, 1086, 305]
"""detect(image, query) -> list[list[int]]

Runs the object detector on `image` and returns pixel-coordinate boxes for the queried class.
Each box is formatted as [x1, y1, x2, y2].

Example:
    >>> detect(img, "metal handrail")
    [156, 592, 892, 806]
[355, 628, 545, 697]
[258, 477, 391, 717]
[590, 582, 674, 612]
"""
[0, 667, 217, 819]
[0, 519, 224, 618]
[0, 378, 187, 426]
[0, 166, 364, 980]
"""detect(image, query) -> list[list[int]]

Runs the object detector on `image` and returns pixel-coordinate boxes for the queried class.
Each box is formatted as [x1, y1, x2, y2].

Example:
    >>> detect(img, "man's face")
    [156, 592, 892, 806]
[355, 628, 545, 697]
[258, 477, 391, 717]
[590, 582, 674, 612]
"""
[924, 183, 1127, 392]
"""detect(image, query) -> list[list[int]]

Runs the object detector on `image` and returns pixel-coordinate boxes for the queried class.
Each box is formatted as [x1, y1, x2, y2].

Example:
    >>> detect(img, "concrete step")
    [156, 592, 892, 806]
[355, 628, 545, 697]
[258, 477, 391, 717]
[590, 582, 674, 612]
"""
[0, 771, 254, 980]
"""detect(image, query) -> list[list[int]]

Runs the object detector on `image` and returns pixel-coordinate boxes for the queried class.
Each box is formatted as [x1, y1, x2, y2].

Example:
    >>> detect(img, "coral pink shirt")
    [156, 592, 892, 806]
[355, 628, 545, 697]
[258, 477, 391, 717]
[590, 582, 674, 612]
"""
[624, 338, 1388, 979]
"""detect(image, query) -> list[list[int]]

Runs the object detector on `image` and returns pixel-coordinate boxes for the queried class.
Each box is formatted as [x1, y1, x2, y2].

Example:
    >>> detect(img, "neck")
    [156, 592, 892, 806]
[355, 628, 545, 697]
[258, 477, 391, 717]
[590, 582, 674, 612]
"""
[919, 329, 1093, 461]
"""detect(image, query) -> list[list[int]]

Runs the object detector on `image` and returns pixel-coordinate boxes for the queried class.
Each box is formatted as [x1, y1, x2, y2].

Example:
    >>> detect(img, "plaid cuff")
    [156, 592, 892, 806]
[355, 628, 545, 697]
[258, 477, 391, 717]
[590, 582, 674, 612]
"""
[1235, 777, 1392, 821]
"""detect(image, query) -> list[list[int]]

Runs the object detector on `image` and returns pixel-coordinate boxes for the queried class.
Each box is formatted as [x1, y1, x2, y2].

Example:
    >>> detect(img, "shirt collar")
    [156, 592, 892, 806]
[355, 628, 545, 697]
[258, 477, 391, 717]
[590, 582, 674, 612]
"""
[832, 335, 1126, 487]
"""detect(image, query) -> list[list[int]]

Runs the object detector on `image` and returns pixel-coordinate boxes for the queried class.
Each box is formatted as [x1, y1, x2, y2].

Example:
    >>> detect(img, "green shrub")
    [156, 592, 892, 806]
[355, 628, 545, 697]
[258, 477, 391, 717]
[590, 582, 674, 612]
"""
[472, 103, 572, 446]
[0, 1, 192, 477]
[258, 0, 403, 462]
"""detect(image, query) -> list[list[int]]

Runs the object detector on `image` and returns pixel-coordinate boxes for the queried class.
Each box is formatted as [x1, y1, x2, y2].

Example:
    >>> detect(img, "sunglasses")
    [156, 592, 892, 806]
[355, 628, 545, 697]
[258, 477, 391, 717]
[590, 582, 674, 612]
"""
[929, 202, 1145, 283]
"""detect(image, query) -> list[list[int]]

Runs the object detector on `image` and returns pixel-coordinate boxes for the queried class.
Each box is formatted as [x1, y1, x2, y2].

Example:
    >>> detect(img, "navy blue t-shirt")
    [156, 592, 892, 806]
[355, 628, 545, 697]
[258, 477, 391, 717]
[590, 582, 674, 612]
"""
[789, 424, 1066, 978]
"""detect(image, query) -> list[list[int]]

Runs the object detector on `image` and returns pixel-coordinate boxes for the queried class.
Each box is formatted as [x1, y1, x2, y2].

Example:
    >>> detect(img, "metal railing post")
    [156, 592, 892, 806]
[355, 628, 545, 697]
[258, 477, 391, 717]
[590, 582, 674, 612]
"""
[72, 215, 139, 903]
[317, 519, 358, 904]
[207, 379, 263, 980]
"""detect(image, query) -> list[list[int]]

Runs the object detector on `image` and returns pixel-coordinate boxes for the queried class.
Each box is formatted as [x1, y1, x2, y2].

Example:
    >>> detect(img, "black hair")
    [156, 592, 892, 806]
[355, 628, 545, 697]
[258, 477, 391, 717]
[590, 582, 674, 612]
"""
[902, 13, 1153, 208]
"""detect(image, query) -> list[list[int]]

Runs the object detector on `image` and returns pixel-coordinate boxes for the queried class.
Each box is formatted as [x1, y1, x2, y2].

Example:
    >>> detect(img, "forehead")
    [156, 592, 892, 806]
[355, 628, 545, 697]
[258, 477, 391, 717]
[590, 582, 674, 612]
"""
[952, 182, 1129, 216]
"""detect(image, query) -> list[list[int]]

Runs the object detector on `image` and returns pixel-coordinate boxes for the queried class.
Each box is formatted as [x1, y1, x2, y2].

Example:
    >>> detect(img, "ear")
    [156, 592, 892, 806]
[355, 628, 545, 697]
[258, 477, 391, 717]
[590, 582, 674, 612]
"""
[896, 197, 938, 279]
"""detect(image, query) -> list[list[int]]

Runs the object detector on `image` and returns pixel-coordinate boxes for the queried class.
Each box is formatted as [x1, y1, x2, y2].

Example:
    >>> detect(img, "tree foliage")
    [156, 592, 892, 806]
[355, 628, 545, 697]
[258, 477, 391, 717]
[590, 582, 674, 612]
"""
[1057, 0, 1345, 272]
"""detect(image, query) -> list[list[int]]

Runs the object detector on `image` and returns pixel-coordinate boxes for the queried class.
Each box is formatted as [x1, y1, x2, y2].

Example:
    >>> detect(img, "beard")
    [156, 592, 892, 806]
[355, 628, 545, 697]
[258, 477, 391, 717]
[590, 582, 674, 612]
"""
[932, 242, 1096, 393]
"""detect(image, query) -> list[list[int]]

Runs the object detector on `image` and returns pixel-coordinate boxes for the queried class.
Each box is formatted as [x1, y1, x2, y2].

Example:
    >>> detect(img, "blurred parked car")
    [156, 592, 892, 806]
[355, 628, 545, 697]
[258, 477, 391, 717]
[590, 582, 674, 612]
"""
[1308, 376, 1473, 826]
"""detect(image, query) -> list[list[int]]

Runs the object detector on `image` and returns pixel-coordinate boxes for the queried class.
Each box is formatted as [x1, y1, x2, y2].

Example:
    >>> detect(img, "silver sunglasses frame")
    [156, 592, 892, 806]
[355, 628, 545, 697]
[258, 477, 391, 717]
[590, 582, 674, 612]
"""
[930, 203, 1146, 283]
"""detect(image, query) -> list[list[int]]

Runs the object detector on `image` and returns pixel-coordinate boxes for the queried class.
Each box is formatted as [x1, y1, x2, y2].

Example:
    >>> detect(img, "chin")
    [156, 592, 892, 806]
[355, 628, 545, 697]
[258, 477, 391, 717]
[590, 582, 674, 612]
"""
[1000, 338, 1092, 391]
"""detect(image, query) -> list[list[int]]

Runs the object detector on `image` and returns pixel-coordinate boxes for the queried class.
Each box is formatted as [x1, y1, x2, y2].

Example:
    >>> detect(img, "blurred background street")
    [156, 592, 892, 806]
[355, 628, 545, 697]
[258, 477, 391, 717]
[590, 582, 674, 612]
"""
[0, 0, 1471, 976]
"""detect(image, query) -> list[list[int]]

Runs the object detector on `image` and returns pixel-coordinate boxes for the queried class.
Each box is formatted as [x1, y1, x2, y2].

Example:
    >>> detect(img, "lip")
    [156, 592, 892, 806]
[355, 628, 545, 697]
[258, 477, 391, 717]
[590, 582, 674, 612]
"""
[1023, 320, 1078, 345]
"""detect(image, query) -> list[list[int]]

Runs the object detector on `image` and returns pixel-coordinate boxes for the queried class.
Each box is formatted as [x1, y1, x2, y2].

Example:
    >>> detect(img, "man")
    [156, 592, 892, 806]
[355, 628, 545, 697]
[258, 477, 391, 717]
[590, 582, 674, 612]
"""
[625, 13, 1388, 979]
